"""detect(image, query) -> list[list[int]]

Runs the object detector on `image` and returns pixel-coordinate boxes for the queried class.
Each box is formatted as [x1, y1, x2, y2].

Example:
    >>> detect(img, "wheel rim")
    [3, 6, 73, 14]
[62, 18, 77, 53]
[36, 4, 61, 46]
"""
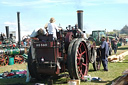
[14, 55, 24, 64]
[67, 38, 78, 79]
[77, 42, 88, 79]
[0, 54, 9, 66]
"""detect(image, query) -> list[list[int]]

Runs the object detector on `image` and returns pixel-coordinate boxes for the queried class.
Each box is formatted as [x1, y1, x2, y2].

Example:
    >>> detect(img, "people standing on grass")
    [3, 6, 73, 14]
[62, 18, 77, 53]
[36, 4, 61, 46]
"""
[112, 38, 118, 55]
[100, 36, 109, 71]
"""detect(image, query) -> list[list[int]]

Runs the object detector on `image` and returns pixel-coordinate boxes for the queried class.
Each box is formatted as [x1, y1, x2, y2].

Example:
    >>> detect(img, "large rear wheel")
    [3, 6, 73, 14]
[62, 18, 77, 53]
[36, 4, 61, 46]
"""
[68, 38, 89, 80]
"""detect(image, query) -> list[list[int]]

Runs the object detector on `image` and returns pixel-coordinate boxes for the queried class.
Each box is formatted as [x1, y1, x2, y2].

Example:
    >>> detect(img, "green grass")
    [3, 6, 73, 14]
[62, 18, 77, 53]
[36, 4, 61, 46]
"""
[0, 63, 27, 73]
[85, 56, 128, 85]
[0, 45, 128, 85]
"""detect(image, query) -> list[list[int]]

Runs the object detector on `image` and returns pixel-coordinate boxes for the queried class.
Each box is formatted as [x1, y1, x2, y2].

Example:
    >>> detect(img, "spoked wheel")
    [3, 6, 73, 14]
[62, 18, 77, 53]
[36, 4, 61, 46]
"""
[68, 38, 89, 80]
[96, 48, 102, 70]
[0, 54, 9, 66]
[14, 55, 24, 64]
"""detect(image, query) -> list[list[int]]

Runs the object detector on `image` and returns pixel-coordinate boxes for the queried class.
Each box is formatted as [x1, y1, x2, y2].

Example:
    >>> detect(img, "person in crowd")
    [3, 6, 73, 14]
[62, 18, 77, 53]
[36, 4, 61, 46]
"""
[30, 28, 46, 41]
[119, 37, 123, 45]
[123, 38, 126, 46]
[44, 17, 62, 40]
[126, 37, 128, 44]
[112, 38, 118, 55]
[100, 36, 109, 71]
[106, 37, 112, 55]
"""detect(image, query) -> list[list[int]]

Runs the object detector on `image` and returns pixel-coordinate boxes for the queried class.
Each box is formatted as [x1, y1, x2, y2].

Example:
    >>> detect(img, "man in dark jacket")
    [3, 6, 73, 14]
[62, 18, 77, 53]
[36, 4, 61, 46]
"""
[101, 36, 109, 71]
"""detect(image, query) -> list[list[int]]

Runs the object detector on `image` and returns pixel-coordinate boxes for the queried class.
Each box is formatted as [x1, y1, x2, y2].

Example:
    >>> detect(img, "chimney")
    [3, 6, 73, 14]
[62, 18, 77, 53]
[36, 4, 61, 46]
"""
[77, 10, 83, 31]
[17, 12, 21, 47]
[5, 26, 9, 39]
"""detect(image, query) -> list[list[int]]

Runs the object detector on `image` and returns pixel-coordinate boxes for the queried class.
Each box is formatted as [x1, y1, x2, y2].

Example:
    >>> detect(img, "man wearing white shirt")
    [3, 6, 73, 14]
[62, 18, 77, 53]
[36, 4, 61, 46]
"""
[45, 17, 61, 40]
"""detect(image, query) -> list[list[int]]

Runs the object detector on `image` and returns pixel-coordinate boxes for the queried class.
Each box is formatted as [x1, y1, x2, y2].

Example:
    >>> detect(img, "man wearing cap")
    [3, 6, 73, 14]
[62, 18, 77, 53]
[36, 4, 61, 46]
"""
[100, 36, 109, 71]
[44, 17, 62, 40]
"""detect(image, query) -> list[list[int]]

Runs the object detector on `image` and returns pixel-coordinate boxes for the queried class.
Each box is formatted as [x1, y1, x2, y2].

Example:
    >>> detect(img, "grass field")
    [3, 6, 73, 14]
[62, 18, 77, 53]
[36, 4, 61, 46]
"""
[0, 45, 128, 85]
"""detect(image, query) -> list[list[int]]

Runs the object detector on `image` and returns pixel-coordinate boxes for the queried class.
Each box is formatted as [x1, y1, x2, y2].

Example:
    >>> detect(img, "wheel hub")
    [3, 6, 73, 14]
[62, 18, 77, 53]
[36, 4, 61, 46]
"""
[80, 57, 84, 63]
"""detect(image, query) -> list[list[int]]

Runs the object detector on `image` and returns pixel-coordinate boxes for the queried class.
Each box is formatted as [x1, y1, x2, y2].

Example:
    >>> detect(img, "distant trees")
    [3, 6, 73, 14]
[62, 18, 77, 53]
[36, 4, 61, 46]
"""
[107, 29, 120, 37]
[107, 31, 115, 35]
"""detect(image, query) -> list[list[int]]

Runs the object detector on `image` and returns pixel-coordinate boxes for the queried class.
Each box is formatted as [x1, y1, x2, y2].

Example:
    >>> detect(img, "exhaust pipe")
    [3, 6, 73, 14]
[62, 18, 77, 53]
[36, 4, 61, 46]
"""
[5, 26, 9, 39]
[17, 12, 21, 47]
[77, 10, 83, 31]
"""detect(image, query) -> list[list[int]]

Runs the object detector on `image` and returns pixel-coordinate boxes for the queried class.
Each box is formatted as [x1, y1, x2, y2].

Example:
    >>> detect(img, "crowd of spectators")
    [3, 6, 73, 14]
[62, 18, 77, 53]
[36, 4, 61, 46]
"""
[21, 35, 31, 47]
[109, 36, 128, 55]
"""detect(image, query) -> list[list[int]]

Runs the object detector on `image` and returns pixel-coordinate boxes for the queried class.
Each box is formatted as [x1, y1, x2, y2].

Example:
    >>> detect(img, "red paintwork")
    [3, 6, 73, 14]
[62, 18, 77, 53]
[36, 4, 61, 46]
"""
[14, 55, 24, 64]
[0, 54, 9, 66]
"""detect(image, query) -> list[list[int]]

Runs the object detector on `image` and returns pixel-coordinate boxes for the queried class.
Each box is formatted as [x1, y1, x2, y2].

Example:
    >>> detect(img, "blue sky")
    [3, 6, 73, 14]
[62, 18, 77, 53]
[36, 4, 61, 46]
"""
[0, 0, 128, 39]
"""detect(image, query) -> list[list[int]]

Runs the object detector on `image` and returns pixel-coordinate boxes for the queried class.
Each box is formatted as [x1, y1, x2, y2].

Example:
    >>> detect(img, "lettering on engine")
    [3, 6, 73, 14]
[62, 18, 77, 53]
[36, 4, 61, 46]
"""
[36, 43, 48, 47]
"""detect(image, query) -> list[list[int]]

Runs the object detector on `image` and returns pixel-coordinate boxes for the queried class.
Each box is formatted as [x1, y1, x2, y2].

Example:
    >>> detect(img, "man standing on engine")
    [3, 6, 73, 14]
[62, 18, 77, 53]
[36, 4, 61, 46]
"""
[44, 17, 62, 40]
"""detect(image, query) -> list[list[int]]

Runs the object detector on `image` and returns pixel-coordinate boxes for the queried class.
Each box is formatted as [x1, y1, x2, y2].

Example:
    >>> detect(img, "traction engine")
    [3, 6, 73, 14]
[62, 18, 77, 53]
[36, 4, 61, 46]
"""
[28, 10, 97, 80]
[0, 25, 27, 66]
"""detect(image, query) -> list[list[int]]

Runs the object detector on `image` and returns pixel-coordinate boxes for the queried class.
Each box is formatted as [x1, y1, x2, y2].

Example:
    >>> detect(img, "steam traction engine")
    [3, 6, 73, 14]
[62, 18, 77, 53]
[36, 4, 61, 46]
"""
[0, 12, 28, 66]
[28, 10, 97, 80]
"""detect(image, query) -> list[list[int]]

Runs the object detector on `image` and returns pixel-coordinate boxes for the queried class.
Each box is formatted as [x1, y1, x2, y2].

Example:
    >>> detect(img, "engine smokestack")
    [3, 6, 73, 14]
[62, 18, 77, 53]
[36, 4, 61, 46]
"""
[5, 26, 9, 39]
[17, 12, 21, 47]
[77, 10, 83, 31]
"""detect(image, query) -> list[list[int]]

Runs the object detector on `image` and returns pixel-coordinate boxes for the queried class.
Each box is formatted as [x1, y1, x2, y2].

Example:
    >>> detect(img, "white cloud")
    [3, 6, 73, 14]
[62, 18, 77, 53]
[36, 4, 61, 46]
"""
[115, 0, 128, 4]
[3, 21, 32, 41]
[72, 0, 128, 6]
[1, 0, 128, 8]
[89, 0, 128, 4]
[4, 21, 30, 31]
[4, 22, 16, 25]
[1, 0, 63, 7]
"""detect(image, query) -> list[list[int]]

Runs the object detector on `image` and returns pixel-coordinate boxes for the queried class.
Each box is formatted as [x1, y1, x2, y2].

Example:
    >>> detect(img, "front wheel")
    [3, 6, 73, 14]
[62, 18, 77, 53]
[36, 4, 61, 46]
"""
[68, 38, 89, 80]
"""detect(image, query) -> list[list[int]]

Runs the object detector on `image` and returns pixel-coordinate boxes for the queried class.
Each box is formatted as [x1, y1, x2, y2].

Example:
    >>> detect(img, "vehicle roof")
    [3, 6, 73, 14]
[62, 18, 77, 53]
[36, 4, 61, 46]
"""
[92, 30, 105, 32]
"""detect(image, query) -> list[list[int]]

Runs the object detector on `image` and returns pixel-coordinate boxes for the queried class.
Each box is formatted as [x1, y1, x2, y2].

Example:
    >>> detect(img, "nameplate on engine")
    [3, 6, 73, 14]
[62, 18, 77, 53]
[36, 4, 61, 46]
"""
[35, 43, 48, 47]
[33, 41, 54, 48]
